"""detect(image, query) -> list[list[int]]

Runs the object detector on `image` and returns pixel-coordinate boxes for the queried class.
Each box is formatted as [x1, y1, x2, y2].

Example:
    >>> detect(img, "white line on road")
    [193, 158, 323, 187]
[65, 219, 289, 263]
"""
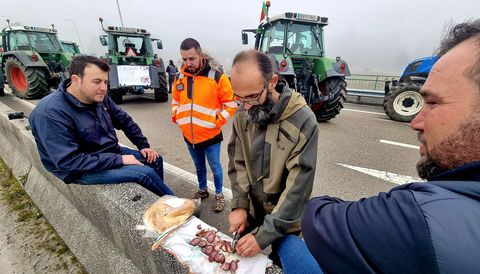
[380, 139, 419, 150]
[343, 108, 384, 115]
[337, 163, 424, 185]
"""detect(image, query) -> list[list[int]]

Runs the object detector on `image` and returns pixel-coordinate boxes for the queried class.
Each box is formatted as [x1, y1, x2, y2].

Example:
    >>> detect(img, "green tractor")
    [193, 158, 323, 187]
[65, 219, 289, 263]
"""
[98, 18, 168, 104]
[0, 20, 72, 99]
[61, 41, 81, 55]
[242, 4, 350, 121]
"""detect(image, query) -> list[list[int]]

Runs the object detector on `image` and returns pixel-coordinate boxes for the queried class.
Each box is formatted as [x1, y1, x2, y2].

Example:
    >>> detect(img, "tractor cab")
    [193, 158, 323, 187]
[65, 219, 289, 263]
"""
[241, 4, 350, 121]
[61, 41, 81, 55]
[99, 25, 163, 66]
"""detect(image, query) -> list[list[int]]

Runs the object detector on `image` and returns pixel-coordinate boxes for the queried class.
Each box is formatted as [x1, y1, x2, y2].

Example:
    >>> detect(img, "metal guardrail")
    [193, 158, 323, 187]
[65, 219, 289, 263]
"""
[345, 74, 398, 99]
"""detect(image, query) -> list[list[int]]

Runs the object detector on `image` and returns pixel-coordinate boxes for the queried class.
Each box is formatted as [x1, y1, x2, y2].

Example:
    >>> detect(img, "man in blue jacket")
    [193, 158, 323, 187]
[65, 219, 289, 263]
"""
[302, 20, 480, 273]
[29, 55, 174, 197]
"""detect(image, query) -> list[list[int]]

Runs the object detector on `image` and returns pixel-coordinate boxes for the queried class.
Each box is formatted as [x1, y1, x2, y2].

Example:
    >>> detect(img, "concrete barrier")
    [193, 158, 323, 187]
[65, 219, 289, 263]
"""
[0, 101, 234, 273]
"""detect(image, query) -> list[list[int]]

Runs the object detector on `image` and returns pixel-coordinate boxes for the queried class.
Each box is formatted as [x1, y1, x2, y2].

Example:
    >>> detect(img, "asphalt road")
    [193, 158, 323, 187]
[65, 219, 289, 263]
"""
[0, 88, 422, 201]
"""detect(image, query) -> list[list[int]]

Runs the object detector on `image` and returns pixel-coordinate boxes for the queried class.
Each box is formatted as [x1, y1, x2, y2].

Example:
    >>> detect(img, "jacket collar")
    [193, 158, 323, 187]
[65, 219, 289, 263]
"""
[269, 86, 292, 123]
[428, 161, 480, 199]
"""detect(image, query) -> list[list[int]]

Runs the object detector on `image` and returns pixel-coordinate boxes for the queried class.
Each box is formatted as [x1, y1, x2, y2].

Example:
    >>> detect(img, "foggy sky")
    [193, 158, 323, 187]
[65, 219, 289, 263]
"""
[2, 0, 478, 74]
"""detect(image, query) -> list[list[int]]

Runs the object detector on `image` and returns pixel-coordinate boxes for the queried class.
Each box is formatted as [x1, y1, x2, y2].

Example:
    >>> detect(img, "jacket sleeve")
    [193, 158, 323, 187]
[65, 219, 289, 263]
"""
[301, 187, 437, 274]
[105, 97, 149, 150]
[38, 108, 123, 175]
[215, 74, 237, 128]
[171, 76, 180, 124]
[253, 117, 319, 249]
[228, 115, 251, 210]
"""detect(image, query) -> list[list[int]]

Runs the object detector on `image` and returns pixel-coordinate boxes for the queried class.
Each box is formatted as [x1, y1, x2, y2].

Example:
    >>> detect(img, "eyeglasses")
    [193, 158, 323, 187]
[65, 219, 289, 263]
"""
[233, 85, 268, 106]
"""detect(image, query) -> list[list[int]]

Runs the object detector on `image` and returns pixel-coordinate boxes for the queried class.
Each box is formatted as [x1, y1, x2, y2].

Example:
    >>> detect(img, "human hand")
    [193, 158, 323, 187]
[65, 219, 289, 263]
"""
[236, 233, 261, 257]
[122, 155, 144, 166]
[140, 148, 159, 163]
[228, 208, 247, 233]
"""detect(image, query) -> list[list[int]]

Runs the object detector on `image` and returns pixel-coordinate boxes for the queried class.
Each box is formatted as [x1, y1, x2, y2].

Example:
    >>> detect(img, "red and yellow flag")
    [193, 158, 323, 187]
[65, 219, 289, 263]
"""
[260, 1, 268, 22]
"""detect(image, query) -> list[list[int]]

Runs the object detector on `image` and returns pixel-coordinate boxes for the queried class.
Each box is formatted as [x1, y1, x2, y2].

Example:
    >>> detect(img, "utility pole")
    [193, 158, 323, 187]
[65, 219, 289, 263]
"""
[115, 0, 125, 27]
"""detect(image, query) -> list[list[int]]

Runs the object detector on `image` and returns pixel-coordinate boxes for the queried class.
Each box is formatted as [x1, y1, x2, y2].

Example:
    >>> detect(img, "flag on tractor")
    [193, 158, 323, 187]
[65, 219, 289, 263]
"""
[260, 1, 267, 22]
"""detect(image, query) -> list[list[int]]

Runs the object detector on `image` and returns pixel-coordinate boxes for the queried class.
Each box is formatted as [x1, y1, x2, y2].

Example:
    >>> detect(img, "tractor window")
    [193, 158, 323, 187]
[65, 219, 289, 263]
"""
[8, 32, 30, 50]
[260, 28, 271, 53]
[62, 43, 78, 54]
[266, 21, 286, 54]
[286, 23, 323, 55]
[115, 36, 148, 56]
[27, 32, 62, 52]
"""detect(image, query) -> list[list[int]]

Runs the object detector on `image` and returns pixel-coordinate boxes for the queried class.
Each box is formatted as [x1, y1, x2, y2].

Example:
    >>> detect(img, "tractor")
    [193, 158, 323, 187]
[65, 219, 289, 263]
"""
[383, 56, 437, 122]
[61, 41, 81, 55]
[0, 20, 72, 99]
[98, 18, 168, 104]
[241, 3, 350, 121]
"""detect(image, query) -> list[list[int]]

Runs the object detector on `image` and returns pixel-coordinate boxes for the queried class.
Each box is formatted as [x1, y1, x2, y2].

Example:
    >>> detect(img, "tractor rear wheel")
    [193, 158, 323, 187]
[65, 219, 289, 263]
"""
[313, 77, 346, 122]
[383, 82, 423, 122]
[4, 57, 48, 99]
[154, 72, 169, 102]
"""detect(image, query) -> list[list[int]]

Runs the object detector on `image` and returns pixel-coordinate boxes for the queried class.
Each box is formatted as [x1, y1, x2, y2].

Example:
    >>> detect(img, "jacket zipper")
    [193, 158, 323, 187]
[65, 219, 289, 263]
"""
[190, 76, 195, 149]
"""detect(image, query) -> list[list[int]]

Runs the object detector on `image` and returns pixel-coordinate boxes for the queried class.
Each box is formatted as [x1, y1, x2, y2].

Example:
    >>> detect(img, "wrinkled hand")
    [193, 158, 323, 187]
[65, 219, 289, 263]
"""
[229, 208, 247, 234]
[140, 148, 159, 164]
[236, 233, 261, 257]
[122, 155, 143, 166]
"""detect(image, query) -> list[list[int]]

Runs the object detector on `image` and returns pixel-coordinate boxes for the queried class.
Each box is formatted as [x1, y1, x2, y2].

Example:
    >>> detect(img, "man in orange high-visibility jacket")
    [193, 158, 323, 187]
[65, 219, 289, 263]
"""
[171, 38, 237, 213]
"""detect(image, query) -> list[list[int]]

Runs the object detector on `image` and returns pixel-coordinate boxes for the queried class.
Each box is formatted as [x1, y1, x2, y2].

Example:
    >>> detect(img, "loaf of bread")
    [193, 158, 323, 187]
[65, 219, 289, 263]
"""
[143, 196, 196, 234]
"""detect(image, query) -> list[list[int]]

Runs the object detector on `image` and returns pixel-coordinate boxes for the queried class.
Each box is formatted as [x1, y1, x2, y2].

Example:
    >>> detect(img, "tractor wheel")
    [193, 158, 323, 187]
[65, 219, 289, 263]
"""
[383, 82, 423, 122]
[4, 57, 48, 99]
[108, 89, 124, 104]
[154, 72, 169, 102]
[313, 77, 346, 122]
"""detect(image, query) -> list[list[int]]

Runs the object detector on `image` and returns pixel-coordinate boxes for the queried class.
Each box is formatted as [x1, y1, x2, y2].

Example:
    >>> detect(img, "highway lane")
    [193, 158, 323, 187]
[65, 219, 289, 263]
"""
[0, 88, 422, 201]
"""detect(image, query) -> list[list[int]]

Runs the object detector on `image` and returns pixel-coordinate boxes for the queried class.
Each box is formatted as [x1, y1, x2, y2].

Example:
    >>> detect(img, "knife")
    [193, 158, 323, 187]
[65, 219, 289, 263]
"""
[231, 229, 240, 250]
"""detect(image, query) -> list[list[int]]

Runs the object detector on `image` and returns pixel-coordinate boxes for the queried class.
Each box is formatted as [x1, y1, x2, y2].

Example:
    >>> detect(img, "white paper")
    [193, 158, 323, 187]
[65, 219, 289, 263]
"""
[164, 197, 186, 209]
[117, 65, 151, 86]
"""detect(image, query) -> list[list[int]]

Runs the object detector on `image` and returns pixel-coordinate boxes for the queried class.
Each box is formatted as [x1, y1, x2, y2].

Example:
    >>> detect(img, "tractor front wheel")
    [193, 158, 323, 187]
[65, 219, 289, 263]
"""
[313, 77, 347, 122]
[154, 72, 169, 102]
[4, 57, 48, 99]
[383, 82, 423, 122]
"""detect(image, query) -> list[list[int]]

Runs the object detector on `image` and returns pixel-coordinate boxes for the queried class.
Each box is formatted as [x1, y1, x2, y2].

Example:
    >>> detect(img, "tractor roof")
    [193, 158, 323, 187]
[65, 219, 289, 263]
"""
[262, 12, 329, 26]
[104, 26, 150, 36]
[3, 25, 57, 34]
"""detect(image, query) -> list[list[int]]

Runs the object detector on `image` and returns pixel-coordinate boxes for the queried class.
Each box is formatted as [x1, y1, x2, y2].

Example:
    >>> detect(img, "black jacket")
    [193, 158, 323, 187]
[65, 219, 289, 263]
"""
[302, 161, 480, 274]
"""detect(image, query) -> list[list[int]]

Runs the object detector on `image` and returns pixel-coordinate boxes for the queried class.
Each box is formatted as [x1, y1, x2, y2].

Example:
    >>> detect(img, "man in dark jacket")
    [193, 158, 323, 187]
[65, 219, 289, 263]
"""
[301, 20, 480, 274]
[29, 55, 174, 197]
[166, 59, 178, 93]
[228, 50, 319, 272]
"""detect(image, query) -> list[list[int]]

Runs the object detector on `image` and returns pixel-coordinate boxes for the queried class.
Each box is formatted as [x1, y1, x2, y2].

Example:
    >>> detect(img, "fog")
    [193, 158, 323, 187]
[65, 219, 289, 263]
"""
[2, 0, 478, 74]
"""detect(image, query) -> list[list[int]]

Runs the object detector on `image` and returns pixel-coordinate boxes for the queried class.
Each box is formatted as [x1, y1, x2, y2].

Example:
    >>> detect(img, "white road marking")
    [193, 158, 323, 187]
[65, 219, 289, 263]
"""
[343, 108, 384, 115]
[380, 139, 419, 150]
[337, 163, 424, 185]
[0, 90, 233, 199]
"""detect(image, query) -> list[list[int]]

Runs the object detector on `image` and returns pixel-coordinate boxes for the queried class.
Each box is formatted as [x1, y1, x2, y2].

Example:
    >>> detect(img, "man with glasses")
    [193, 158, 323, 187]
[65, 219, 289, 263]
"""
[227, 50, 319, 272]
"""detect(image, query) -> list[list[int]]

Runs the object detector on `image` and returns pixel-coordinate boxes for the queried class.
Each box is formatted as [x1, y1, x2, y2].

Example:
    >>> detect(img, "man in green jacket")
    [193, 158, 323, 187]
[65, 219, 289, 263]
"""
[228, 50, 319, 266]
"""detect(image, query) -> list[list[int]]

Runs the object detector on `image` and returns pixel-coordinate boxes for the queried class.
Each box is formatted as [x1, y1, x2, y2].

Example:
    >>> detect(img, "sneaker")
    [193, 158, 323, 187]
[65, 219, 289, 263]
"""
[213, 193, 225, 213]
[191, 189, 209, 199]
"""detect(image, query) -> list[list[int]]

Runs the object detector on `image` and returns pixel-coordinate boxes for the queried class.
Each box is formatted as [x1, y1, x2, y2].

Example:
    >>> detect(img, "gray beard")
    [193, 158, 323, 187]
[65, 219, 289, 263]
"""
[416, 111, 480, 179]
[246, 93, 275, 128]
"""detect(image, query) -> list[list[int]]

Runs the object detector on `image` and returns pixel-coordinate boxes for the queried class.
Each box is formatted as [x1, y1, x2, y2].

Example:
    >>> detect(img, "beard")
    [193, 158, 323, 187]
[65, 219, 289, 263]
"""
[417, 112, 480, 179]
[246, 92, 275, 128]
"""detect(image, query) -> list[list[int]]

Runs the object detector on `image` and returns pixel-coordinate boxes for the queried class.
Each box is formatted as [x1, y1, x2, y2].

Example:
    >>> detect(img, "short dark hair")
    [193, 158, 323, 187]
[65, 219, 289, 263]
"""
[180, 38, 202, 53]
[69, 55, 110, 78]
[232, 50, 276, 84]
[437, 20, 480, 90]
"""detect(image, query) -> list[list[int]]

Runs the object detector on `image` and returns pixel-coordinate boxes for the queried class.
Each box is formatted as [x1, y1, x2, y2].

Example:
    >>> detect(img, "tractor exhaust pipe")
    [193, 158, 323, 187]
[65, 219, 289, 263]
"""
[99, 17, 105, 31]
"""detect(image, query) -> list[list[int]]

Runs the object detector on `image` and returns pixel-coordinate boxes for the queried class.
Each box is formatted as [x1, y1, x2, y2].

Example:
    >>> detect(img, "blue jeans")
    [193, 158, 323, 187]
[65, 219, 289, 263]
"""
[277, 235, 323, 274]
[186, 142, 223, 193]
[76, 147, 174, 196]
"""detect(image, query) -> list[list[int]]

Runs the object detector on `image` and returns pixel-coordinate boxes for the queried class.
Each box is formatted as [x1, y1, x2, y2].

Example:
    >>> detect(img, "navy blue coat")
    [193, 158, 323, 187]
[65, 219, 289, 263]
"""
[302, 161, 480, 274]
[29, 80, 150, 182]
